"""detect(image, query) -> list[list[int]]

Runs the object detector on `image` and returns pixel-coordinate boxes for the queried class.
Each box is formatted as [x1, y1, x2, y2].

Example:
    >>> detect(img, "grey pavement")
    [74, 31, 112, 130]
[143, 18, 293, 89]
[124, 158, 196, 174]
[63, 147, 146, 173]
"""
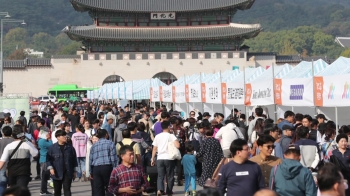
[29, 162, 202, 196]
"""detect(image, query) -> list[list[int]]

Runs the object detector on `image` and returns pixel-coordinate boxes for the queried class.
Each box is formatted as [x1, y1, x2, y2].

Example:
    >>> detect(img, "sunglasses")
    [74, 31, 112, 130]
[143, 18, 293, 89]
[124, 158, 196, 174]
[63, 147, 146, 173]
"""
[265, 145, 275, 149]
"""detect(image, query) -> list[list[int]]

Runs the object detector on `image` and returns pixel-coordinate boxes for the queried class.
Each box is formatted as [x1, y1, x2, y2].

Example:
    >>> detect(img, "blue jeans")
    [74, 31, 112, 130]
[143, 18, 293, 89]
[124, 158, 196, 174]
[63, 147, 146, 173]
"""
[0, 169, 7, 196]
[184, 173, 196, 192]
[77, 157, 86, 178]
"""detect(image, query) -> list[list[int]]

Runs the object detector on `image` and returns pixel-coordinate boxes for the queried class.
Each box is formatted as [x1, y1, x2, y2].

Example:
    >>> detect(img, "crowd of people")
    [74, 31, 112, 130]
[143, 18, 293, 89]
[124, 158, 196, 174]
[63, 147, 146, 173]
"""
[0, 101, 349, 196]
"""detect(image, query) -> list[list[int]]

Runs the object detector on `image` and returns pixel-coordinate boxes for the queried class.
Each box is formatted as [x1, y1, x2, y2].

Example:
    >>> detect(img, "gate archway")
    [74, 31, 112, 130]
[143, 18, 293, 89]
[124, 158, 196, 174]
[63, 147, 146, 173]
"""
[152, 72, 177, 85]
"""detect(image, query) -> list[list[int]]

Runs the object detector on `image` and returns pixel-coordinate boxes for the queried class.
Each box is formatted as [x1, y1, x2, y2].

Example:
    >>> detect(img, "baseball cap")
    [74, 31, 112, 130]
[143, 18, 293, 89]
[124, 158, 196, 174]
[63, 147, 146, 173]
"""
[171, 111, 180, 116]
[282, 124, 294, 131]
[203, 112, 211, 117]
[54, 119, 64, 127]
[107, 114, 114, 120]
[117, 105, 121, 108]
[316, 114, 327, 120]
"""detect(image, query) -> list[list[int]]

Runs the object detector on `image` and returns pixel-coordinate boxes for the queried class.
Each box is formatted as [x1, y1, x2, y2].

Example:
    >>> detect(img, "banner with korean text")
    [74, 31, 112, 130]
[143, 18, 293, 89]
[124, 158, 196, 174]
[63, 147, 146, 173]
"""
[172, 86, 186, 103]
[160, 86, 173, 102]
[113, 83, 118, 99]
[185, 84, 201, 103]
[275, 78, 314, 106]
[119, 85, 125, 99]
[201, 83, 222, 104]
[221, 82, 244, 105]
[126, 86, 133, 100]
[245, 79, 274, 106]
[150, 87, 160, 102]
[314, 74, 350, 107]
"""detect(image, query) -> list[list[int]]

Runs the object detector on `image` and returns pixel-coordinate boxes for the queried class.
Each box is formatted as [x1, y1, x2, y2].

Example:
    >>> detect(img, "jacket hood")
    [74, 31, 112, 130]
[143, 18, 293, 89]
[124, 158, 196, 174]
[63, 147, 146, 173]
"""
[224, 123, 237, 131]
[279, 159, 304, 180]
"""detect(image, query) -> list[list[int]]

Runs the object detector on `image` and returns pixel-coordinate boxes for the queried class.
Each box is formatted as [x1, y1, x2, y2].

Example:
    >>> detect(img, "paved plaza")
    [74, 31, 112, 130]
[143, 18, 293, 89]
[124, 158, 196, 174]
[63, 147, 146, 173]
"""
[28, 162, 202, 196]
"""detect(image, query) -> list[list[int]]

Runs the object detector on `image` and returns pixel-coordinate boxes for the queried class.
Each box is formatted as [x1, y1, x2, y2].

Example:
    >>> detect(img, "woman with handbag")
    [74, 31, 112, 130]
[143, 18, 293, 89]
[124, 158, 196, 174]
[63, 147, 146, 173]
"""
[196, 127, 223, 187]
[151, 121, 180, 196]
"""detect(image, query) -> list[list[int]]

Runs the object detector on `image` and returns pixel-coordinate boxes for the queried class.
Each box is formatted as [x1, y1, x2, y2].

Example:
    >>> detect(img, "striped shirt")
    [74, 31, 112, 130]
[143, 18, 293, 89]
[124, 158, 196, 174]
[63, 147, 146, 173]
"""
[89, 138, 118, 173]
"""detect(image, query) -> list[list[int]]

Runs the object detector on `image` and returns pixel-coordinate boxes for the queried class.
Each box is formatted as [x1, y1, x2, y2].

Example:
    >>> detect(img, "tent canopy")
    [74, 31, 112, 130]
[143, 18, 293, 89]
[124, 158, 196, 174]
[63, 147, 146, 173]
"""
[316, 56, 350, 76]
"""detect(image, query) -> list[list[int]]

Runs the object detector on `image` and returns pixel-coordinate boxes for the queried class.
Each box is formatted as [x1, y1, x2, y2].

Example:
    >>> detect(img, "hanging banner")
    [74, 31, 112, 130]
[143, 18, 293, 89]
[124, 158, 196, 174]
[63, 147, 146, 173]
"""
[275, 78, 314, 106]
[185, 83, 201, 103]
[126, 86, 133, 100]
[113, 83, 118, 99]
[315, 74, 350, 107]
[222, 82, 244, 105]
[107, 84, 113, 100]
[245, 79, 274, 106]
[201, 83, 222, 104]
[160, 86, 173, 103]
[119, 83, 125, 99]
[0, 96, 30, 121]
[150, 87, 160, 102]
[173, 86, 186, 103]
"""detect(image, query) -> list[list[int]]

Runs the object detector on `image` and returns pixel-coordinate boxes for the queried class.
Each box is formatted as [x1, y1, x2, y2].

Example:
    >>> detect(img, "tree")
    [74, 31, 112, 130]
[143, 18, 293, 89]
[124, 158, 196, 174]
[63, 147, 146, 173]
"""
[57, 42, 81, 55]
[341, 48, 350, 57]
[7, 48, 27, 60]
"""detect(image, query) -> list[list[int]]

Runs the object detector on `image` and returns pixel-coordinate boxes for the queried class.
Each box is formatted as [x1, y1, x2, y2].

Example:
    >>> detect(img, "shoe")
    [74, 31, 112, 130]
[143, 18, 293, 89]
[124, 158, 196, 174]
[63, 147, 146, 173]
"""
[157, 190, 162, 196]
[192, 191, 196, 196]
[142, 192, 150, 196]
[40, 191, 52, 195]
[82, 172, 87, 182]
[185, 192, 189, 196]
[35, 176, 41, 180]
[49, 182, 54, 188]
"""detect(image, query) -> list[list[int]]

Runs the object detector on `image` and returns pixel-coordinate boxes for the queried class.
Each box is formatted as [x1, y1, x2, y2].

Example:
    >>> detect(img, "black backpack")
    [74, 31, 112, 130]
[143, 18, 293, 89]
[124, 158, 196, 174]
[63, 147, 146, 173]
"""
[118, 141, 136, 164]
[186, 132, 200, 152]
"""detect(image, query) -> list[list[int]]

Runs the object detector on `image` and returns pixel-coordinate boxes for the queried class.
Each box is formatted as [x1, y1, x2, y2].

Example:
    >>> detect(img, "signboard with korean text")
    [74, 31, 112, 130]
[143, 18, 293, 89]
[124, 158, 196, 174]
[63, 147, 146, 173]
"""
[221, 82, 244, 105]
[201, 83, 222, 104]
[160, 86, 173, 102]
[314, 74, 350, 107]
[150, 87, 160, 102]
[150, 13, 176, 20]
[172, 86, 186, 103]
[185, 84, 201, 103]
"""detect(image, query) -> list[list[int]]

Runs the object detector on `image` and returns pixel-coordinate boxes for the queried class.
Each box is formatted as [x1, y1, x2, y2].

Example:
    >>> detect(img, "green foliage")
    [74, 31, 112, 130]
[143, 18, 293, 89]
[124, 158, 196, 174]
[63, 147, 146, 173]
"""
[341, 48, 350, 58]
[244, 26, 344, 58]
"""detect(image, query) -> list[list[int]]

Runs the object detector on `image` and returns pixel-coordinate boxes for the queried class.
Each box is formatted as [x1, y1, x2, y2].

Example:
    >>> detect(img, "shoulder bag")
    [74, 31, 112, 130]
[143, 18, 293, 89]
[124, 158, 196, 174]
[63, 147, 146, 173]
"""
[204, 158, 230, 188]
[167, 134, 181, 160]
[6, 141, 24, 176]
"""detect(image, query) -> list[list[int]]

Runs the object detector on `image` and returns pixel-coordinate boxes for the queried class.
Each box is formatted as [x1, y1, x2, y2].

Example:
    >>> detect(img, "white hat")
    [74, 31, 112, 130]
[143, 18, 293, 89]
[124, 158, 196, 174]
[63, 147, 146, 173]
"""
[107, 114, 114, 120]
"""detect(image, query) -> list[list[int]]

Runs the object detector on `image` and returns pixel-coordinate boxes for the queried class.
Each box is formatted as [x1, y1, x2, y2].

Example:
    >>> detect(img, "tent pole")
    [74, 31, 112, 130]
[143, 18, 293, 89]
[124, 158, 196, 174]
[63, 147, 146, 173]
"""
[335, 107, 339, 132]
[243, 66, 248, 122]
[272, 63, 277, 122]
[220, 70, 224, 115]
[292, 106, 294, 112]
[184, 74, 189, 119]
[200, 72, 204, 114]
[312, 59, 318, 117]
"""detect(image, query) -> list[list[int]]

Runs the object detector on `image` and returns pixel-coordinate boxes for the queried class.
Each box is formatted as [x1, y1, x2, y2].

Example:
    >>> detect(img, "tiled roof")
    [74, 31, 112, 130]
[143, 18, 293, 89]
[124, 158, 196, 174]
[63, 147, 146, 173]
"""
[27, 58, 51, 66]
[336, 37, 350, 48]
[70, 0, 255, 12]
[276, 55, 301, 63]
[64, 23, 262, 41]
[3, 60, 26, 69]
[52, 55, 81, 59]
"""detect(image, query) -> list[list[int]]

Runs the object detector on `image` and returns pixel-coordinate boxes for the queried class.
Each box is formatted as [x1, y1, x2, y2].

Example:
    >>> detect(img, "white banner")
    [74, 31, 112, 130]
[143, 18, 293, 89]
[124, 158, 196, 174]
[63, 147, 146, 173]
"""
[275, 78, 314, 106]
[245, 79, 274, 106]
[119, 84, 125, 99]
[112, 83, 118, 99]
[107, 84, 113, 100]
[201, 83, 222, 104]
[150, 87, 160, 102]
[186, 84, 201, 103]
[222, 82, 244, 105]
[173, 86, 186, 103]
[126, 86, 133, 100]
[160, 86, 173, 103]
[315, 74, 350, 107]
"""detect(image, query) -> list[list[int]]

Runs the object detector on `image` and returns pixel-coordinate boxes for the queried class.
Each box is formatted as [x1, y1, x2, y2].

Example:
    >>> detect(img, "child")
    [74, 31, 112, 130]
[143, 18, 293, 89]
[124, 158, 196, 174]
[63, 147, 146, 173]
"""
[181, 144, 197, 196]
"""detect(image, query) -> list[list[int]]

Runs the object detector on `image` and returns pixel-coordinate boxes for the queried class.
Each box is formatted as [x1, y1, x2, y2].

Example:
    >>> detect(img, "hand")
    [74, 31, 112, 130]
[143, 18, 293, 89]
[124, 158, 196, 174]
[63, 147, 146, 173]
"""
[50, 169, 55, 176]
[89, 175, 93, 180]
[73, 172, 77, 180]
[124, 186, 137, 194]
[151, 159, 155, 166]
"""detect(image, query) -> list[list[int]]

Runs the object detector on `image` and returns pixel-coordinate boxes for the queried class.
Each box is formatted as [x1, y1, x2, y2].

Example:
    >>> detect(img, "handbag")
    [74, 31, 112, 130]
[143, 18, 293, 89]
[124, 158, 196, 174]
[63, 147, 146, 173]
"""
[6, 141, 24, 176]
[204, 158, 229, 188]
[167, 134, 181, 160]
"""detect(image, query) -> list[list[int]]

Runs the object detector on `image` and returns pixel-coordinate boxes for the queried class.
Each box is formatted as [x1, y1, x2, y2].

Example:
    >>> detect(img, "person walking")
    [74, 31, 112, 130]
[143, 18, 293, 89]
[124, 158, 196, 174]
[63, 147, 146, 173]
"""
[72, 124, 88, 182]
[38, 131, 53, 195]
[108, 145, 149, 196]
[181, 144, 197, 196]
[47, 130, 78, 196]
[151, 121, 180, 196]
[0, 126, 14, 195]
[89, 129, 118, 196]
[269, 144, 316, 196]
[217, 139, 265, 195]
[0, 125, 38, 187]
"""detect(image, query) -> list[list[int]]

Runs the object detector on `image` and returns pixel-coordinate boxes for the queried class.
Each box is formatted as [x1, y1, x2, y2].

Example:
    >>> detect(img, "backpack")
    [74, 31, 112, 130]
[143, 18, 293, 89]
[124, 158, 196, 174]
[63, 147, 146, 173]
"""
[233, 127, 245, 140]
[186, 132, 200, 152]
[118, 141, 136, 164]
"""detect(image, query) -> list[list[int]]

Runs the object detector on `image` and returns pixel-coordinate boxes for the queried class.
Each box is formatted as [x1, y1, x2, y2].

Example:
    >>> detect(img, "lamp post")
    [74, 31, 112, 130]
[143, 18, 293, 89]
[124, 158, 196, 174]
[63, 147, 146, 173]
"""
[0, 19, 26, 95]
[0, 12, 11, 18]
